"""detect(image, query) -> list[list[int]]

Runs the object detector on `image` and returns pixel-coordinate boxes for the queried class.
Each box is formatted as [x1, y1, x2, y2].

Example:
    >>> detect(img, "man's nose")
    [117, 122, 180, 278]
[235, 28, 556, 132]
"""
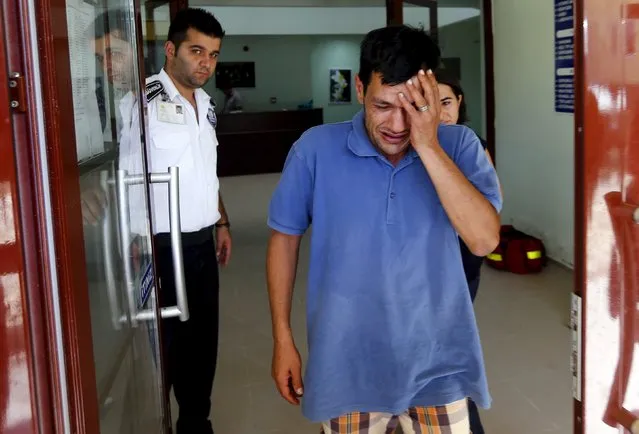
[389, 109, 409, 132]
[200, 58, 212, 70]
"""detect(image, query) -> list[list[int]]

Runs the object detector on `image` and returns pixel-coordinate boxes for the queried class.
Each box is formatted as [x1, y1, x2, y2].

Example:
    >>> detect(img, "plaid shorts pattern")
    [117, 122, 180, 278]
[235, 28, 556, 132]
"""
[321, 399, 469, 434]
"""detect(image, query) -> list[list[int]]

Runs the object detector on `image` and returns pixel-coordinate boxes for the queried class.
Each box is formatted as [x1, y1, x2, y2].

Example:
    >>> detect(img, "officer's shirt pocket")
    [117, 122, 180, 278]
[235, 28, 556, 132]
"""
[149, 123, 194, 171]
[150, 122, 191, 149]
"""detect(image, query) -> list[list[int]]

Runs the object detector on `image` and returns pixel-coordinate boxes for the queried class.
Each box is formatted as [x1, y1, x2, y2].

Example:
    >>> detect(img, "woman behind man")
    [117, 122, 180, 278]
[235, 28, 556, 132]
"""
[435, 68, 493, 434]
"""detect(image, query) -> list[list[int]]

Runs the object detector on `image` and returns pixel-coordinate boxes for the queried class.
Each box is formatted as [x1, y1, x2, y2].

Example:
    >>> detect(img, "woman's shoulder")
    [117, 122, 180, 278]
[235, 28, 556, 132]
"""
[459, 124, 488, 150]
[477, 135, 488, 150]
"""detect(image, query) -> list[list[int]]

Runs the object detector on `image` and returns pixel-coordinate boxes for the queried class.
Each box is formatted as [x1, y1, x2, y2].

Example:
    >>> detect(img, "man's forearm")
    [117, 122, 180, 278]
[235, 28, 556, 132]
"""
[218, 192, 229, 223]
[266, 231, 302, 344]
[417, 144, 501, 256]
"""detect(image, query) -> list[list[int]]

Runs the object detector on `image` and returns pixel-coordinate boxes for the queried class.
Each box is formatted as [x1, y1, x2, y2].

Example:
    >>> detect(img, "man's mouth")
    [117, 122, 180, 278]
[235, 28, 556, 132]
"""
[381, 131, 409, 144]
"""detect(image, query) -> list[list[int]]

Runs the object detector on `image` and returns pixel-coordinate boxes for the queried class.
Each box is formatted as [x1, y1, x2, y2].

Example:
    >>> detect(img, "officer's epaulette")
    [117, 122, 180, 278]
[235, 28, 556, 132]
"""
[145, 80, 164, 103]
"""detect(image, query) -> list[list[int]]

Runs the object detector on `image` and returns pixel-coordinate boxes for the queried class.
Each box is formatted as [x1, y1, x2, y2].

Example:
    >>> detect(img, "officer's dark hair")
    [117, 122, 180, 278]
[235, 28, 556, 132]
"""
[168, 8, 225, 51]
[434, 67, 468, 124]
[90, 9, 129, 40]
[358, 25, 441, 92]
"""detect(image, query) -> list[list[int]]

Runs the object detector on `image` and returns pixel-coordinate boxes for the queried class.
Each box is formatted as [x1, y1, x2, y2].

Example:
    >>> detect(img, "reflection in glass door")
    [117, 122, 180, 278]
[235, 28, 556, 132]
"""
[64, 1, 186, 432]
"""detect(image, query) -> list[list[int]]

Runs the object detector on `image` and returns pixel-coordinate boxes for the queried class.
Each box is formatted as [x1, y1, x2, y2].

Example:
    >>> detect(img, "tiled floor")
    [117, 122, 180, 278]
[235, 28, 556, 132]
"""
[173, 173, 574, 433]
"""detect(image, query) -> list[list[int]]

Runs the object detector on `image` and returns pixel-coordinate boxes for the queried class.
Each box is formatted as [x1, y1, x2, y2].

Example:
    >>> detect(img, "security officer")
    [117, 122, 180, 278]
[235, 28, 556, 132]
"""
[133, 8, 230, 434]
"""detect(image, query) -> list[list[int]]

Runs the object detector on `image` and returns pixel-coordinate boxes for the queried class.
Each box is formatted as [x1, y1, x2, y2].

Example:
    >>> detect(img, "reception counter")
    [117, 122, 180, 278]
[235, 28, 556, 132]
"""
[215, 108, 324, 177]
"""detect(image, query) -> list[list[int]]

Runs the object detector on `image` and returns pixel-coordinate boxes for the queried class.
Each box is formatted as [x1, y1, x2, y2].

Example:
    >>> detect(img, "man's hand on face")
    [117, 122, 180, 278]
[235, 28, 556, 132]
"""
[397, 69, 442, 153]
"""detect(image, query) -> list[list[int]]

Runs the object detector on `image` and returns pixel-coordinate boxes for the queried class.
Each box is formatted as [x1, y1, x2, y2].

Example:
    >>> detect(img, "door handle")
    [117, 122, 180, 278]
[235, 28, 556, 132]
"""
[115, 166, 189, 327]
[149, 166, 189, 322]
[100, 170, 127, 330]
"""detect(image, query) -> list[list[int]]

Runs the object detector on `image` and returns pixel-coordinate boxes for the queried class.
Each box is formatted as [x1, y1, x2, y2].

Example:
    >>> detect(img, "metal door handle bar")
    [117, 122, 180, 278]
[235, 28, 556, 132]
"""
[100, 170, 127, 330]
[116, 166, 189, 326]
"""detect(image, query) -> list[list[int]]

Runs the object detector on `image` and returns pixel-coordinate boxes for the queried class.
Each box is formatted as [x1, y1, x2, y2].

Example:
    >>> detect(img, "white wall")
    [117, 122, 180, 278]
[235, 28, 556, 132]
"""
[310, 36, 362, 123]
[202, 6, 479, 35]
[204, 35, 362, 122]
[493, 0, 575, 267]
[204, 36, 314, 111]
[145, 5, 479, 37]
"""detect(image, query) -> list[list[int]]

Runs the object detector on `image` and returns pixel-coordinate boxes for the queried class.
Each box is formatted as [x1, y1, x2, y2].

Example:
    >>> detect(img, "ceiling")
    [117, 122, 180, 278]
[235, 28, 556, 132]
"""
[192, 0, 480, 8]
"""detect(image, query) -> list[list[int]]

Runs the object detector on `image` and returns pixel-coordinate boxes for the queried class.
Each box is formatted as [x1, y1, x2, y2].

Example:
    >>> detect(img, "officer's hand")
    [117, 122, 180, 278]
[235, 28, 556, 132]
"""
[272, 339, 303, 405]
[216, 227, 232, 266]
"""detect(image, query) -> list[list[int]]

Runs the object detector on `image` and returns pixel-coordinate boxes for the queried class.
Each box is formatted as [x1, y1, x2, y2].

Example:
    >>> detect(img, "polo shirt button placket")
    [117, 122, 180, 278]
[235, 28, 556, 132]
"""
[387, 173, 398, 224]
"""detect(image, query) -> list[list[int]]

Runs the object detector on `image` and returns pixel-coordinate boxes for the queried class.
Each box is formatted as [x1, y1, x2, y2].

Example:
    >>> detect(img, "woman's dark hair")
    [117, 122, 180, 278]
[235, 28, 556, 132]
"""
[168, 8, 225, 51]
[434, 68, 468, 125]
[358, 25, 441, 92]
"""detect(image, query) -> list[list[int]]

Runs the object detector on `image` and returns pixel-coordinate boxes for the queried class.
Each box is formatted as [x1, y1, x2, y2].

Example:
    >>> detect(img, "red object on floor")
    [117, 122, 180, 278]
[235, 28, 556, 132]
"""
[485, 225, 547, 274]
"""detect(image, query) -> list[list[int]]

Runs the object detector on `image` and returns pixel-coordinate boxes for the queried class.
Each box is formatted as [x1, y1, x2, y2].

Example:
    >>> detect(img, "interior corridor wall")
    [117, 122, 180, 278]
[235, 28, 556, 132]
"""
[493, 0, 575, 267]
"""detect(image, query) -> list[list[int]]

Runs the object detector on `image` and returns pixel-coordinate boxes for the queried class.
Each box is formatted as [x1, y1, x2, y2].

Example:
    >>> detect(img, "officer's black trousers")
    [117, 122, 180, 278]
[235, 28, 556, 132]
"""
[155, 228, 219, 434]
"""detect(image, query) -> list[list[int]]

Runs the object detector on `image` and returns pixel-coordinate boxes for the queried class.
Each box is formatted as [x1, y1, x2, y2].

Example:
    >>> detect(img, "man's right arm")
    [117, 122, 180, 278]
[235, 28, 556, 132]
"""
[265, 140, 314, 404]
[267, 229, 306, 405]
[266, 230, 302, 345]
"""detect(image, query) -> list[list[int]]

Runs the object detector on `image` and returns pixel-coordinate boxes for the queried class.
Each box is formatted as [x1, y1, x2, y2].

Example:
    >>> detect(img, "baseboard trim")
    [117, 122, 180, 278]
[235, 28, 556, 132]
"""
[548, 256, 574, 272]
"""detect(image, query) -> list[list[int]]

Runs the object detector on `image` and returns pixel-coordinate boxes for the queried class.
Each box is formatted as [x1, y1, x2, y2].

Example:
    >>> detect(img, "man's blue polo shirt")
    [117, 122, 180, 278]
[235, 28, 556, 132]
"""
[267, 110, 502, 423]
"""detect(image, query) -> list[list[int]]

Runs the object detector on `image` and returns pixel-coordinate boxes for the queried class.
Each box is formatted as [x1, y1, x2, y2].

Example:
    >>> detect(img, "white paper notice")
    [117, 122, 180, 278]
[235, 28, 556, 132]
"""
[66, 0, 105, 162]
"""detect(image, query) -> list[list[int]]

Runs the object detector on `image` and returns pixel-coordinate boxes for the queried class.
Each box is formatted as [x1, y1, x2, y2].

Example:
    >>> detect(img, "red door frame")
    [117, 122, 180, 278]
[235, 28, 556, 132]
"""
[30, 0, 101, 429]
[573, 0, 585, 432]
[481, 0, 496, 162]
[0, 0, 65, 432]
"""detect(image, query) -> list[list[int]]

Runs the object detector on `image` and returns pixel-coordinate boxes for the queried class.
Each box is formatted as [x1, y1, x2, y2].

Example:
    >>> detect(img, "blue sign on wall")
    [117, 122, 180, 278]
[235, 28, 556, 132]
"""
[555, 0, 575, 113]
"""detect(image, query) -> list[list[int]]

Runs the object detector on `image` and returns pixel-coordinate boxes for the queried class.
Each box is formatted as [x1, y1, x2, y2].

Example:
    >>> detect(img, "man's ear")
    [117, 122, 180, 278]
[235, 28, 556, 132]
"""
[165, 41, 176, 59]
[355, 74, 365, 104]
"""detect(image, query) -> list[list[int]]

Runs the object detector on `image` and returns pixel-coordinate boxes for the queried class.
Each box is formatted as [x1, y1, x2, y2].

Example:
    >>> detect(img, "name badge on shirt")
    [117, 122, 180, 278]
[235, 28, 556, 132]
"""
[158, 102, 186, 124]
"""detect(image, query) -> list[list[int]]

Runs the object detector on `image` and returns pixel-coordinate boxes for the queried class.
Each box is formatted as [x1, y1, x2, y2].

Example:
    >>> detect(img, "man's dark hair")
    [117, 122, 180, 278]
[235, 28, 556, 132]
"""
[168, 8, 225, 51]
[358, 25, 441, 92]
[90, 9, 129, 40]
[434, 68, 468, 124]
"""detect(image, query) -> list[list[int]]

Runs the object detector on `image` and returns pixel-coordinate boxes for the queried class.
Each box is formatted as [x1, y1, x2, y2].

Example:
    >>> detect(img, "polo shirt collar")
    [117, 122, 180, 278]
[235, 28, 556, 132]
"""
[348, 109, 418, 161]
[348, 110, 378, 157]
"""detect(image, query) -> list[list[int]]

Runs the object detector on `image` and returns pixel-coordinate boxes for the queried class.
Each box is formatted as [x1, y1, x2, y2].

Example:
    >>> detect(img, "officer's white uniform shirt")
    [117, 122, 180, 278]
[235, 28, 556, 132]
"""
[120, 68, 221, 235]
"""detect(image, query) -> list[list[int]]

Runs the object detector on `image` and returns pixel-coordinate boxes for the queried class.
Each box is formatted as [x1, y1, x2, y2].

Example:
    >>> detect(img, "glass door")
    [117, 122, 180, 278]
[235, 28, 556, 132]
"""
[576, 1, 639, 432]
[64, 0, 187, 432]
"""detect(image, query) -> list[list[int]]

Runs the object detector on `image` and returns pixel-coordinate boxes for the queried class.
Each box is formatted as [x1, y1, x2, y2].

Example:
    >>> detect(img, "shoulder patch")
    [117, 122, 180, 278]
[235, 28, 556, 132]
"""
[207, 98, 218, 128]
[207, 106, 217, 129]
[145, 80, 164, 102]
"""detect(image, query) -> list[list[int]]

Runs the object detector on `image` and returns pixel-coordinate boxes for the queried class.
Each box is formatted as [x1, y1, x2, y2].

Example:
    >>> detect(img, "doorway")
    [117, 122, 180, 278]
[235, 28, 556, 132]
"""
[1, 0, 638, 433]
